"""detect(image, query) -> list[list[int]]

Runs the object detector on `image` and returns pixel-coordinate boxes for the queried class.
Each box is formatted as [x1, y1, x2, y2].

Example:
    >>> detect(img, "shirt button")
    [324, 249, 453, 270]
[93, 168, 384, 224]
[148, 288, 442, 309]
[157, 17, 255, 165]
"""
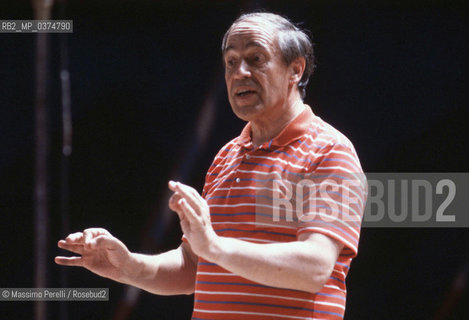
[235, 178, 240, 183]
[245, 154, 251, 159]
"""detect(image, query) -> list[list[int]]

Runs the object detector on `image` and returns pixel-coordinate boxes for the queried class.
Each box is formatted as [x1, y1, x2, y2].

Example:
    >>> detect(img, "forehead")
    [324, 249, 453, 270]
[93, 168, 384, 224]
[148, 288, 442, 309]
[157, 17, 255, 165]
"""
[224, 20, 278, 53]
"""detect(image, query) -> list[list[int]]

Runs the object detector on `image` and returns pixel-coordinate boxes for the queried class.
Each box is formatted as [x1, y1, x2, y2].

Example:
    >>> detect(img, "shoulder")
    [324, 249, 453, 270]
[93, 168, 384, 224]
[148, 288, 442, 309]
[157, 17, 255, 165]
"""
[302, 114, 363, 173]
[306, 114, 356, 152]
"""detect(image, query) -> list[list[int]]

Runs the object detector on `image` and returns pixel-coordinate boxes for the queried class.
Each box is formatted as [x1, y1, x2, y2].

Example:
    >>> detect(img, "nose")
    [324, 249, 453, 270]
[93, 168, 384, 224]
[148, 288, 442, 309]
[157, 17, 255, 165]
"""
[233, 59, 251, 79]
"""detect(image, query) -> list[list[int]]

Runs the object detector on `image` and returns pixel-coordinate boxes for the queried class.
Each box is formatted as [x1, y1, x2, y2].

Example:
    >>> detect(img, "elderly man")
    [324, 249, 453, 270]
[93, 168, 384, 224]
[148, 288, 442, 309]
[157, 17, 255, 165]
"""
[56, 12, 366, 319]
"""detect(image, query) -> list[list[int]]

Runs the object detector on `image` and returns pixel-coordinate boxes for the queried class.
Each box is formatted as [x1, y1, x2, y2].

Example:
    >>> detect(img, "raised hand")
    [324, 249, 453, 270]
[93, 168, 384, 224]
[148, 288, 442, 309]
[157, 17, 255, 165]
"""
[168, 180, 219, 260]
[55, 228, 132, 282]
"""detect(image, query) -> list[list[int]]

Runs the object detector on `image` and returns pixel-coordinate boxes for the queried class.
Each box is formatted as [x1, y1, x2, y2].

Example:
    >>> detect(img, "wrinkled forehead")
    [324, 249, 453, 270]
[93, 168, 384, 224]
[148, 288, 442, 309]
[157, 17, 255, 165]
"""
[224, 19, 278, 52]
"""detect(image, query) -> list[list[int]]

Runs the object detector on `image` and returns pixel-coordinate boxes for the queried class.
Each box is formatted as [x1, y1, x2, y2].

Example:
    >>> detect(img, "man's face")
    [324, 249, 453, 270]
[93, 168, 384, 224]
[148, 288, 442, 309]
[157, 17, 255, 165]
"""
[223, 20, 292, 122]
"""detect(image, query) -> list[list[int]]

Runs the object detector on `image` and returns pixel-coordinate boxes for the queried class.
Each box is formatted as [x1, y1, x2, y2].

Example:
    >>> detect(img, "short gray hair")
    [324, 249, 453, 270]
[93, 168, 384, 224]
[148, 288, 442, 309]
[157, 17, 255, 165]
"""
[222, 12, 315, 99]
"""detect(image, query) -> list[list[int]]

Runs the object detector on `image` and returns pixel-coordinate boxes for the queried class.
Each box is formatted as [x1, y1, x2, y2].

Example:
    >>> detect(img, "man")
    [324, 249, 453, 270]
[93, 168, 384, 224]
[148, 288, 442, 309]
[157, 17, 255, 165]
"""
[56, 12, 366, 319]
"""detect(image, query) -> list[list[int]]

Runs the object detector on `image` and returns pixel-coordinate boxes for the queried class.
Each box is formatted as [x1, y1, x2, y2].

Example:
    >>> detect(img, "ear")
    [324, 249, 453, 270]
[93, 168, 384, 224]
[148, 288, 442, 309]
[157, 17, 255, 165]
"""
[289, 57, 306, 85]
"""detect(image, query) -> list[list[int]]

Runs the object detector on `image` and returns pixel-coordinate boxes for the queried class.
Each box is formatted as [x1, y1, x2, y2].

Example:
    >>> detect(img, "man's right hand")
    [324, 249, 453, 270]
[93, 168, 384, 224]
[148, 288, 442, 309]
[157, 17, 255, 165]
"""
[55, 228, 132, 282]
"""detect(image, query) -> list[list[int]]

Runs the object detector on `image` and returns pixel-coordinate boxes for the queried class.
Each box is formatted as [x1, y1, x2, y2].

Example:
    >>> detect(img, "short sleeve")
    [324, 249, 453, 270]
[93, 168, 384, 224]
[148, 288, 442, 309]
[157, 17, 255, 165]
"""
[297, 143, 367, 257]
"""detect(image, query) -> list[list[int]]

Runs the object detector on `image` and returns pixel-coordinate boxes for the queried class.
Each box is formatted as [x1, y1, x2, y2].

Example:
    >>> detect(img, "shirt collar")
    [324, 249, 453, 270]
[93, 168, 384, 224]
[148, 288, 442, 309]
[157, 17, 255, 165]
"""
[235, 104, 315, 149]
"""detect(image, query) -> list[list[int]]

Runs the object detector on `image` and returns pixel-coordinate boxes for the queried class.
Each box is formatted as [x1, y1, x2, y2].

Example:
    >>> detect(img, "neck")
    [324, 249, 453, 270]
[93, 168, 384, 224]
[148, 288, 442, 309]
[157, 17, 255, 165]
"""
[250, 96, 305, 148]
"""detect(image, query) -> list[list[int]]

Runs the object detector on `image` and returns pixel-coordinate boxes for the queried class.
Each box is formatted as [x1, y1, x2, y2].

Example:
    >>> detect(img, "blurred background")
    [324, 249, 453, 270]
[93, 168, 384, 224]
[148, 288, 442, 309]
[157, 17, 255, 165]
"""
[1, 0, 468, 319]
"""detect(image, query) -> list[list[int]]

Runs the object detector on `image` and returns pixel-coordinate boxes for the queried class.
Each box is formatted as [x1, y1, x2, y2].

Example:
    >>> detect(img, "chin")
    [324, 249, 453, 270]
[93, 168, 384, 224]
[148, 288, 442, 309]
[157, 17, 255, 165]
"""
[231, 109, 251, 122]
[231, 104, 262, 122]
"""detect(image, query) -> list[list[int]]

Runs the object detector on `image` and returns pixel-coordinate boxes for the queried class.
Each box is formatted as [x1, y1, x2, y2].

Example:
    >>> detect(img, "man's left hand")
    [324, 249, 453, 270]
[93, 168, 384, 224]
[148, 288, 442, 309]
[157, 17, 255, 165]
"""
[168, 181, 219, 260]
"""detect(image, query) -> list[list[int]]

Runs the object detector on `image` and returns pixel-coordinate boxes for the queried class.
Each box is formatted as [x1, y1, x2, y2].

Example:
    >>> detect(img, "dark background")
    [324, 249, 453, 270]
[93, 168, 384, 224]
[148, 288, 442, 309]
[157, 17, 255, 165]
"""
[1, 0, 469, 319]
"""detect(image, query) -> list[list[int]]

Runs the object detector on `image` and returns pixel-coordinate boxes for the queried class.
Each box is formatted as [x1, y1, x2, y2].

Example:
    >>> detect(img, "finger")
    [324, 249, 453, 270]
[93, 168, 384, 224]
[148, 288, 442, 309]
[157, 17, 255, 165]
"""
[175, 182, 200, 199]
[54, 256, 84, 267]
[83, 228, 110, 248]
[168, 180, 178, 191]
[179, 198, 199, 224]
[172, 204, 191, 235]
[177, 210, 191, 235]
[168, 193, 182, 212]
[170, 181, 200, 203]
[58, 240, 84, 255]
[64, 232, 84, 243]
[174, 182, 202, 213]
[83, 228, 110, 238]
[173, 199, 187, 222]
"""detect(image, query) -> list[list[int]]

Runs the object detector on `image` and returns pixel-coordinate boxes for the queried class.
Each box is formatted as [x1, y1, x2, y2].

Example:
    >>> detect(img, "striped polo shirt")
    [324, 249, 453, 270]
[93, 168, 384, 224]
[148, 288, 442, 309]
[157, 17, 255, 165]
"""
[192, 105, 367, 320]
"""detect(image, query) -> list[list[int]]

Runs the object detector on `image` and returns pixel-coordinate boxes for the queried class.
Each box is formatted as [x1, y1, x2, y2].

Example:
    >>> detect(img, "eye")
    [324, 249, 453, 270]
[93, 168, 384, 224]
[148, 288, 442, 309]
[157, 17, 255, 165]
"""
[251, 53, 265, 65]
[225, 57, 237, 68]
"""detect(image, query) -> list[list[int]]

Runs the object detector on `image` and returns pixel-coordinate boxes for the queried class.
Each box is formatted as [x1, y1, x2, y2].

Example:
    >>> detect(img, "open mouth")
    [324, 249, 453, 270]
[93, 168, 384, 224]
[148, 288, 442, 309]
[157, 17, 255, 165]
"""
[235, 90, 256, 97]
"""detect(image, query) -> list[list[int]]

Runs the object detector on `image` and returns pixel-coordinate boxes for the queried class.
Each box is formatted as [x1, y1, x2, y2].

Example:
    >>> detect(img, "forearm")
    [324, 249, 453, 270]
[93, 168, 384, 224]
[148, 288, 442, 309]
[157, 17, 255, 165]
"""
[121, 244, 197, 295]
[205, 235, 338, 293]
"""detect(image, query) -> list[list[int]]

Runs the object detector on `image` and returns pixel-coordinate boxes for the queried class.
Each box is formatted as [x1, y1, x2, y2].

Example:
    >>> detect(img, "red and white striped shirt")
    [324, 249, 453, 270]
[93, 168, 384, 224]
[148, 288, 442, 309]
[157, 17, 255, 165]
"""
[192, 106, 367, 320]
